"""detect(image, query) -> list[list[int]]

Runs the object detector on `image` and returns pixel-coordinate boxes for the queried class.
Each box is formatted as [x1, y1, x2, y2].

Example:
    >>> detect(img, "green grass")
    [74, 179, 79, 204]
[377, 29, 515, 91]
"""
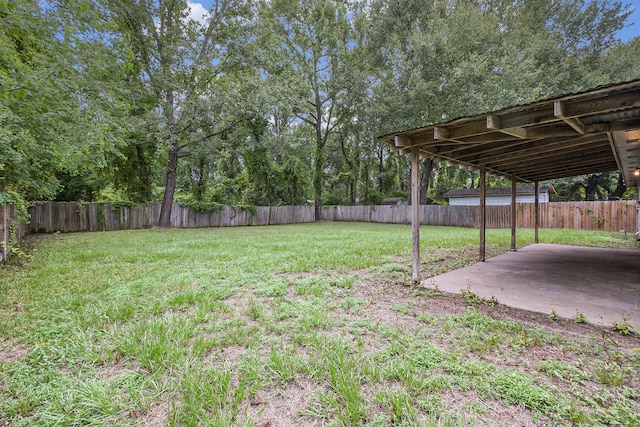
[1, 223, 638, 426]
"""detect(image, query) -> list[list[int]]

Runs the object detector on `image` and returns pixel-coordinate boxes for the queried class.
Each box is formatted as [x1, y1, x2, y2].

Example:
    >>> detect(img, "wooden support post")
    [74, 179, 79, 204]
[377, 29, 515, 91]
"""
[534, 181, 540, 244]
[636, 183, 640, 240]
[510, 173, 517, 251]
[479, 164, 486, 262]
[411, 147, 421, 282]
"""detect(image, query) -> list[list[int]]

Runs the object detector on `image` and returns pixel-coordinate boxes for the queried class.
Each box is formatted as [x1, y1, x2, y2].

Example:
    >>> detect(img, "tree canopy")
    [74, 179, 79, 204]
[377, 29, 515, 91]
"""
[2, 0, 638, 221]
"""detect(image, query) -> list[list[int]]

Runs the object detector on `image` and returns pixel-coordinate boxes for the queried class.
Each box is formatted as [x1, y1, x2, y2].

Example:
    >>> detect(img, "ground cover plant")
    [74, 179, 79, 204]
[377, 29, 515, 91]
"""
[1, 223, 639, 426]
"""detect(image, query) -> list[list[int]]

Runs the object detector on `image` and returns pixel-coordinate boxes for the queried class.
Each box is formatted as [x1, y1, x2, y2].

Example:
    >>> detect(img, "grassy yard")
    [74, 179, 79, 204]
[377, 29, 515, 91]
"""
[1, 223, 639, 426]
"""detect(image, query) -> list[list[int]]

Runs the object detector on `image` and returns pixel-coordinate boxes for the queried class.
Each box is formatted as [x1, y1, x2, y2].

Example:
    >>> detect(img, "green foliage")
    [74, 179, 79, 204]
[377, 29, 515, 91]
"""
[611, 319, 635, 336]
[0, 190, 30, 261]
[1, 0, 638, 212]
[573, 311, 587, 324]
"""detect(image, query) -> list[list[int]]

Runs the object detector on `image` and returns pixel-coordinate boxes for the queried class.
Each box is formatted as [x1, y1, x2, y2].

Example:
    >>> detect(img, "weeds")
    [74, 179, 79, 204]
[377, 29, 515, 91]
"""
[573, 311, 587, 324]
[1, 224, 638, 426]
[460, 286, 498, 307]
[611, 314, 635, 336]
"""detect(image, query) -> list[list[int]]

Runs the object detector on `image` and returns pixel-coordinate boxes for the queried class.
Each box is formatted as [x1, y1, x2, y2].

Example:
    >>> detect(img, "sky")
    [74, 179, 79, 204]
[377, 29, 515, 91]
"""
[618, 0, 640, 42]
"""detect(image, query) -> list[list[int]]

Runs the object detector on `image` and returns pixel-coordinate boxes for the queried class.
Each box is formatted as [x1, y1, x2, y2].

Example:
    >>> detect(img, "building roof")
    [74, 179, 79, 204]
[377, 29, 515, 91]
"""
[378, 79, 640, 187]
[443, 185, 556, 198]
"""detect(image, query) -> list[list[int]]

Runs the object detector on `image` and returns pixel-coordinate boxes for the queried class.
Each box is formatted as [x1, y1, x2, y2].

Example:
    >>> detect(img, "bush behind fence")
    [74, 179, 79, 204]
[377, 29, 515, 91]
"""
[24, 200, 638, 234]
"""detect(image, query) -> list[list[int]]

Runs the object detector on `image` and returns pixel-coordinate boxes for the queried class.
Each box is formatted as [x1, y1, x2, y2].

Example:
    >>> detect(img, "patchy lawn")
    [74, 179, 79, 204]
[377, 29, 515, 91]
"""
[1, 223, 638, 426]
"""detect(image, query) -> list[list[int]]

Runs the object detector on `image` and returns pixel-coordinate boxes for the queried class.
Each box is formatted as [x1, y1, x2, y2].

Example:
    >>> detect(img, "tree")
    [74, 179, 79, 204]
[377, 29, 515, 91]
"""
[550, 171, 631, 201]
[102, 0, 256, 227]
[261, 0, 358, 218]
[364, 0, 631, 201]
[1, 0, 128, 201]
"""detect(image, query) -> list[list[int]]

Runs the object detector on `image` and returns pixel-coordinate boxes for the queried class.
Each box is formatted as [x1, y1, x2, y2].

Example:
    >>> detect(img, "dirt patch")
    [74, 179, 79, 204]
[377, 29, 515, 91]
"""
[249, 380, 320, 427]
[136, 400, 169, 427]
[0, 342, 28, 363]
[440, 389, 542, 427]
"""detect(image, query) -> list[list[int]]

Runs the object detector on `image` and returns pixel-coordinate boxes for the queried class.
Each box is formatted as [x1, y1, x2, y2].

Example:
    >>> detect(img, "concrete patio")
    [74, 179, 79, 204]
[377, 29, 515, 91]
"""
[425, 243, 640, 330]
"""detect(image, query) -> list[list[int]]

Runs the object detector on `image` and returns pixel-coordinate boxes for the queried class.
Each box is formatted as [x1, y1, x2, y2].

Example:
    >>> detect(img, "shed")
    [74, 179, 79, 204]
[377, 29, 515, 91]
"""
[444, 185, 556, 206]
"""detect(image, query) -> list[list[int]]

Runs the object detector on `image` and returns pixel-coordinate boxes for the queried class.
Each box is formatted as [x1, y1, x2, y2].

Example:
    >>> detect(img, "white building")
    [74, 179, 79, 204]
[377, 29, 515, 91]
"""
[444, 185, 556, 206]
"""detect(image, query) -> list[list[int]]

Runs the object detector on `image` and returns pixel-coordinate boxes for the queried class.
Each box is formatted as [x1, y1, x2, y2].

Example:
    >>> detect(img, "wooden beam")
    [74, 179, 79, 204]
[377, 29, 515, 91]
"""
[433, 127, 449, 140]
[554, 101, 585, 135]
[609, 117, 640, 132]
[479, 164, 486, 262]
[446, 120, 495, 140]
[460, 134, 605, 164]
[486, 115, 528, 139]
[395, 135, 411, 147]
[443, 136, 544, 160]
[523, 163, 619, 181]
[430, 154, 518, 182]
[419, 150, 432, 160]
[560, 91, 640, 118]
[491, 146, 614, 172]
[606, 132, 623, 172]
[511, 174, 517, 252]
[497, 108, 557, 131]
[534, 181, 539, 244]
[637, 183, 640, 240]
[411, 147, 421, 283]
[507, 151, 615, 175]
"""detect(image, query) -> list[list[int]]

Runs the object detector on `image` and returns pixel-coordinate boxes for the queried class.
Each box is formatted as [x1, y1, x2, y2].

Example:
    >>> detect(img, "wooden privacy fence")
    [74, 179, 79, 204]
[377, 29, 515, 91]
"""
[1, 204, 25, 262]
[27, 203, 316, 233]
[26, 200, 638, 234]
[323, 201, 638, 232]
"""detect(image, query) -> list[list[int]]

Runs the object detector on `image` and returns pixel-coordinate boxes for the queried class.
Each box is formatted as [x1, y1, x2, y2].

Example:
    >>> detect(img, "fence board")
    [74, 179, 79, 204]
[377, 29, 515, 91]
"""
[323, 202, 637, 231]
[24, 201, 638, 234]
[1, 204, 26, 262]
[27, 203, 316, 233]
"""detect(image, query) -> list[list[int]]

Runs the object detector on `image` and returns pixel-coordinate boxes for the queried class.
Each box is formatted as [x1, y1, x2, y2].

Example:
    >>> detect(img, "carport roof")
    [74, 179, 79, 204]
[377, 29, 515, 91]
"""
[378, 79, 640, 186]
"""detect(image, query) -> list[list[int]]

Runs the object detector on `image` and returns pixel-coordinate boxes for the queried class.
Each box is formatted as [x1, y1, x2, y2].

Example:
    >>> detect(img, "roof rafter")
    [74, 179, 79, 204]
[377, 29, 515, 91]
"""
[378, 79, 640, 186]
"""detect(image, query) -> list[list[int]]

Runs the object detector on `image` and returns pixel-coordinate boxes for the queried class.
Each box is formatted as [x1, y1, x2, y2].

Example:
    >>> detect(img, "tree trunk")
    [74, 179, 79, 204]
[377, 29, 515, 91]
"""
[158, 145, 178, 228]
[158, 85, 178, 228]
[313, 89, 324, 221]
[584, 175, 599, 201]
[314, 143, 324, 221]
[419, 157, 435, 205]
[610, 172, 627, 199]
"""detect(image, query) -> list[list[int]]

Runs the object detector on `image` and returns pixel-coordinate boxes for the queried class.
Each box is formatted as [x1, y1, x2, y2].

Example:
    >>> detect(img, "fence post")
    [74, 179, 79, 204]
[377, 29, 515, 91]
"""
[1, 204, 7, 262]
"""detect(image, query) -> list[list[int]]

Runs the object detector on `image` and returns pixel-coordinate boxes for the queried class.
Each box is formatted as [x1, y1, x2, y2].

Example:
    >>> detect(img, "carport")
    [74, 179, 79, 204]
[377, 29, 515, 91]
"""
[378, 79, 640, 325]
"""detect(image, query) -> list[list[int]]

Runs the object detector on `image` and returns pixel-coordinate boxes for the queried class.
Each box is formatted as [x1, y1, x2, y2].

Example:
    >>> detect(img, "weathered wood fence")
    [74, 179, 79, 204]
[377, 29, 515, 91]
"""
[24, 200, 638, 234]
[27, 203, 316, 233]
[1, 204, 25, 262]
[323, 201, 638, 232]
[27, 201, 637, 233]
[2, 200, 634, 264]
